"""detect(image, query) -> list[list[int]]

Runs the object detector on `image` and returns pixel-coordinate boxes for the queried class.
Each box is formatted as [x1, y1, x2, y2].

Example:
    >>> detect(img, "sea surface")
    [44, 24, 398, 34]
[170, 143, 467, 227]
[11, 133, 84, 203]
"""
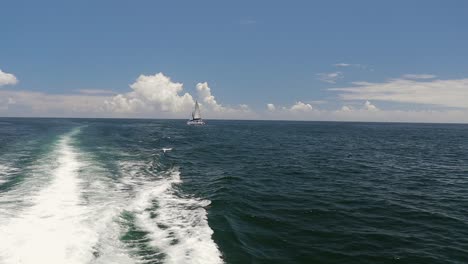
[0, 118, 467, 264]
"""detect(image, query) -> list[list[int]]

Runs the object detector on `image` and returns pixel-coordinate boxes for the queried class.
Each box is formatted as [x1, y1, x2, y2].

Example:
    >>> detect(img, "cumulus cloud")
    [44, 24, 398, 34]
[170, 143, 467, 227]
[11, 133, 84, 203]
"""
[196, 82, 224, 112]
[363, 100, 379, 111]
[330, 77, 468, 109]
[290, 101, 313, 112]
[104, 94, 145, 113]
[105, 73, 194, 114]
[337, 101, 378, 113]
[267, 103, 276, 111]
[260, 99, 468, 123]
[317, 72, 343, 84]
[103, 73, 252, 118]
[0, 70, 18, 86]
[195, 81, 253, 117]
[338, 101, 380, 112]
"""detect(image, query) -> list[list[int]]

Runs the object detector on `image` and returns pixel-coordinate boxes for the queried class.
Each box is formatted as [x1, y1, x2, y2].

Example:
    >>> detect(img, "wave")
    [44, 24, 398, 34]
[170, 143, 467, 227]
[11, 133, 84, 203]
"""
[0, 164, 18, 186]
[119, 162, 223, 264]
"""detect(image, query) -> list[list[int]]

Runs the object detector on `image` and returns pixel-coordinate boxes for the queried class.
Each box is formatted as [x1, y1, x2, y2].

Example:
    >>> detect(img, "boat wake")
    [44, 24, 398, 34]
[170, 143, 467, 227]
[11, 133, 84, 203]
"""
[0, 128, 222, 264]
[0, 164, 17, 186]
[0, 129, 101, 264]
[123, 168, 223, 264]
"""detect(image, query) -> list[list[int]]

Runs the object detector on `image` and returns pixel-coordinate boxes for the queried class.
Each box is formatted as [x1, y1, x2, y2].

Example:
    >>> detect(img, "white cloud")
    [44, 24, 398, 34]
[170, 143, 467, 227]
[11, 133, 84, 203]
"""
[340, 105, 352, 112]
[317, 72, 343, 84]
[290, 101, 313, 112]
[196, 82, 224, 112]
[0, 90, 109, 116]
[239, 104, 250, 111]
[104, 93, 145, 113]
[337, 101, 378, 113]
[334, 63, 351, 67]
[364, 100, 379, 111]
[260, 100, 468, 123]
[330, 77, 468, 108]
[328, 108, 468, 123]
[195, 82, 253, 118]
[267, 103, 276, 111]
[0, 70, 18, 86]
[333, 63, 370, 71]
[105, 73, 194, 114]
[401, 74, 436, 80]
[77, 89, 116, 95]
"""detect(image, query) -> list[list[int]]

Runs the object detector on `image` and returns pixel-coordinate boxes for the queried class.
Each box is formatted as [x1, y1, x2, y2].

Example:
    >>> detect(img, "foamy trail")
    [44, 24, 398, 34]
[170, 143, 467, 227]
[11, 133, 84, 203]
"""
[129, 169, 224, 264]
[0, 164, 17, 186]
[0, 130, 100, 264]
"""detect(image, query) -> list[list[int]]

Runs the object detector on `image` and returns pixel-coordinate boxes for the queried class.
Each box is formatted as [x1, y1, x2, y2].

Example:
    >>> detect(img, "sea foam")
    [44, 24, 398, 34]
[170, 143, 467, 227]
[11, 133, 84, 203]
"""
[0, 129, 223, 264]
[120, 162, 224, 264]
[0, 132, 99, 264]
[0, 130, 136, 264]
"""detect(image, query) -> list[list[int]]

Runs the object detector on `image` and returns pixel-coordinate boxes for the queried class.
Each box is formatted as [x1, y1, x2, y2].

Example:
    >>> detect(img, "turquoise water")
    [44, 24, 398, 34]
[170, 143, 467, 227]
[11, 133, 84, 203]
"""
[0, 118, 467, 263]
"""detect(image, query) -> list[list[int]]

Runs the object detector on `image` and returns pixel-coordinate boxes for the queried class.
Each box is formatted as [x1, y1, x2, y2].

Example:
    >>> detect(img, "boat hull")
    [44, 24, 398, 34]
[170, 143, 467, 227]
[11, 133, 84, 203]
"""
[187, 120, 205, 125]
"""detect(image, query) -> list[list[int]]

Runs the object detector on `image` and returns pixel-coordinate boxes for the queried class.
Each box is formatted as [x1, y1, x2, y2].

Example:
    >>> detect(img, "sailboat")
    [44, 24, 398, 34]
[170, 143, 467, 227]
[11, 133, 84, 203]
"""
[187, 100, 205, 125]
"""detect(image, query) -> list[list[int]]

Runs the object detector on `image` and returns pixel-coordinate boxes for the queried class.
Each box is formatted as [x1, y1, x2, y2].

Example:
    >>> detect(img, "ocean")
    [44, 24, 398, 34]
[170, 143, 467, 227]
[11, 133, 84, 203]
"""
[0, 118, 467, 264]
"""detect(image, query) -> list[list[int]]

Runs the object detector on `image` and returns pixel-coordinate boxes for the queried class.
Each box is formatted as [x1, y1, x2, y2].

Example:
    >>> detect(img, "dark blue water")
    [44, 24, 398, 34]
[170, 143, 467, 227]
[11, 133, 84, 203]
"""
[0, 118, 467, 263]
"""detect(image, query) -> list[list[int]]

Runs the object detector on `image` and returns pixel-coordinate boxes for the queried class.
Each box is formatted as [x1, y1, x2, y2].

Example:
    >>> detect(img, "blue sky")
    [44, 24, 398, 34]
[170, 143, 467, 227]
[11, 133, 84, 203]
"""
[1, 0, 468, 121]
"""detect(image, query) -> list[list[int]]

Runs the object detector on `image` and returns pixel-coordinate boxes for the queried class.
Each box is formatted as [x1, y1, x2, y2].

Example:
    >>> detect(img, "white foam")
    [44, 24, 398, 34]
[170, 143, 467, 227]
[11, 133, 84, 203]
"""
[0, 131, 136, 264]
[130, 169, 224, 264]
[0, 134, 99, 264]
[0, 130, 223, 264]
[0, 163, 15, 185]
[162, 148, 173, 153]
[78, 158, 136, 264]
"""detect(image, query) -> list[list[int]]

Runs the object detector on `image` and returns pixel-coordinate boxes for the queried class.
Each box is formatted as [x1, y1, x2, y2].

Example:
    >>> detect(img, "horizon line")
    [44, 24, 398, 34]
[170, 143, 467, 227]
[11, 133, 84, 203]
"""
[1, 116, 467, 125]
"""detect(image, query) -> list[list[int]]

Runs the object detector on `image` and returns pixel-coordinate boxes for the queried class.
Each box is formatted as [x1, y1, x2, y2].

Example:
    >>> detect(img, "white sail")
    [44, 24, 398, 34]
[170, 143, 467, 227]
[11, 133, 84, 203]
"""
[192, 101, 201, 120]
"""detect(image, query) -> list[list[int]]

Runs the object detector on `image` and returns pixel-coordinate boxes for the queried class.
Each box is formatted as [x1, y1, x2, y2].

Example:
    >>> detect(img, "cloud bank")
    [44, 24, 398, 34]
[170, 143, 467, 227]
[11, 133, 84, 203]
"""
[0, 90, 108, 117]
[331, 76, 468, 108]
[0, 70, 467, 123]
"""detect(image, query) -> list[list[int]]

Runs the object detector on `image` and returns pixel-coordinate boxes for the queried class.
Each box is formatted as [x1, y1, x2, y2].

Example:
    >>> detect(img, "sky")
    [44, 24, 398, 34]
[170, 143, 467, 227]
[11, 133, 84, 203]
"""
[1, 0, 468, 122]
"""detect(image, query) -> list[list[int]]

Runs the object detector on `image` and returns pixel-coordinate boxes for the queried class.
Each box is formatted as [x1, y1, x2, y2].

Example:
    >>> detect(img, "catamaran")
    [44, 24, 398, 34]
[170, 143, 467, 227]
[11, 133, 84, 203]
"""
[187, 100, 205, 125]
